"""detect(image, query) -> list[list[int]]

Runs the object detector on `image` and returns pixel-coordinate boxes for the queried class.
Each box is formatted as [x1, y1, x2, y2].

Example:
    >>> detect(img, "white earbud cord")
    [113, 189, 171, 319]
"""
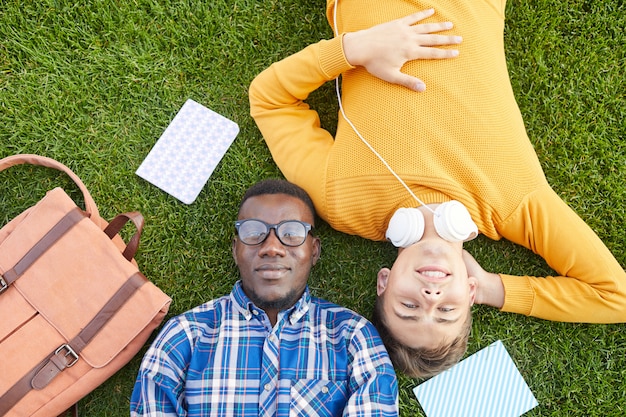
[332, 0, 436, 215]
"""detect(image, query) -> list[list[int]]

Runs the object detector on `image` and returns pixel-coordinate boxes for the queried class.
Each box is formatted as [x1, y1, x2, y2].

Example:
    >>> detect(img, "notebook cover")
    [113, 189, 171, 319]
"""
[136, 99, 239, 204]
[414, 340, 538, 417]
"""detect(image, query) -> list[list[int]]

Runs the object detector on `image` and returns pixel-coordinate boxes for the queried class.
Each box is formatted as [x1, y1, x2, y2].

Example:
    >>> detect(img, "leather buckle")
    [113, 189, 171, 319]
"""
[55, 344, 79, 367]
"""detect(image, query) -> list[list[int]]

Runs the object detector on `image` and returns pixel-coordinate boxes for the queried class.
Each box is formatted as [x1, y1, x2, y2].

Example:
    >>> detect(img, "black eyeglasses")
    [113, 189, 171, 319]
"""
[234, 219, 313, 247]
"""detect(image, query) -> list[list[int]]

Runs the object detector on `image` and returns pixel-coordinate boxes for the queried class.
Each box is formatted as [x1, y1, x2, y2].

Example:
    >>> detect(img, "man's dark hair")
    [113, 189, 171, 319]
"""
[239, 179, 317, 225]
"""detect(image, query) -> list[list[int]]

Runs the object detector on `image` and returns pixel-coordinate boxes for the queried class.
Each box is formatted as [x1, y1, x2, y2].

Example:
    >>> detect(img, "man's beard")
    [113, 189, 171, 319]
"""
[246, 286, 302, 313]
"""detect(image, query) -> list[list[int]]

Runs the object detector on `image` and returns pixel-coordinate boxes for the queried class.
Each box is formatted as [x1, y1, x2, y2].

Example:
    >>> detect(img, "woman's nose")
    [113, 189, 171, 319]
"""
[421, 287, 442, 298]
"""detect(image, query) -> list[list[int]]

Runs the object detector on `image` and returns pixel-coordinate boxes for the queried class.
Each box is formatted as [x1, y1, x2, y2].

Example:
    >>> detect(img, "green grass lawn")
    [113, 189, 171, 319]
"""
[1, 0, 624, 415]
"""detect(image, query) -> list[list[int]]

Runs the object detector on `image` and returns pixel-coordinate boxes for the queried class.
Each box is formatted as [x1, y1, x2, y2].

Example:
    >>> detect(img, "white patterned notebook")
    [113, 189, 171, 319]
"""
[414, 340, 538, 417]
[136, 99, 239, 204]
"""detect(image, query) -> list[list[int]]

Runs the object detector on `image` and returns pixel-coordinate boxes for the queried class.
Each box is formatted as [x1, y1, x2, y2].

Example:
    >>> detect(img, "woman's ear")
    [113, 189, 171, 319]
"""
[468, 276, 477, 306]
[377, 268, 391, 296]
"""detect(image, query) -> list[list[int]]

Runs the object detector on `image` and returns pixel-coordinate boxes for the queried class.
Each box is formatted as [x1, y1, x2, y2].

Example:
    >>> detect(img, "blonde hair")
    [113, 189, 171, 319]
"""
[371, 296, 472, 379]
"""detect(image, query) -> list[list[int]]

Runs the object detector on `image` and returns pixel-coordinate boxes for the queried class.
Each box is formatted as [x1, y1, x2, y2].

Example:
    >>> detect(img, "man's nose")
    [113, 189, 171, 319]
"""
[259, 229, 286, 255]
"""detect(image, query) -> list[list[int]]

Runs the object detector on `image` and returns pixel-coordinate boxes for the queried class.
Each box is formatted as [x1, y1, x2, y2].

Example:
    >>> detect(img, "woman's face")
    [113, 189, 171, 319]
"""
[377, 207, 476, 349]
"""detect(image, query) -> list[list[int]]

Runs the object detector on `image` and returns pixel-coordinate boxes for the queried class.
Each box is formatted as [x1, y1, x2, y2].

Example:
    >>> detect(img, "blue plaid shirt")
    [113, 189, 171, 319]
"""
[130, 281, 398, 417]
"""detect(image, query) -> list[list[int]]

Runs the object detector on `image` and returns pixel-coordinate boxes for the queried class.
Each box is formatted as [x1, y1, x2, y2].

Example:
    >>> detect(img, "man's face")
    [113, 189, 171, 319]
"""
[377, 207, 477, 350]
[232, 194, 321, 314]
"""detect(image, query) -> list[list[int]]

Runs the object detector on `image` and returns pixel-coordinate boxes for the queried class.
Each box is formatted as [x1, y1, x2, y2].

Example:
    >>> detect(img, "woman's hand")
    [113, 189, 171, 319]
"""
[342, 9, 462, 92]
[463, 250, 505, 308]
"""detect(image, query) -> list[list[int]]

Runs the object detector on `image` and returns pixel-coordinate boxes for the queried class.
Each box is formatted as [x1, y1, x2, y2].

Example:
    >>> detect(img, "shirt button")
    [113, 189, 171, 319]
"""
[252, 310, 259, 315]
[321, 385, 329, 394]
[264, 383, 272, 391]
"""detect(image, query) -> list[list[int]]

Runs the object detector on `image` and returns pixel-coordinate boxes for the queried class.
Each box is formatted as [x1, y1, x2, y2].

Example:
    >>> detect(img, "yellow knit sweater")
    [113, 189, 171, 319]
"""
[252, 0, 546, 241]
[250, 0, 626, 322]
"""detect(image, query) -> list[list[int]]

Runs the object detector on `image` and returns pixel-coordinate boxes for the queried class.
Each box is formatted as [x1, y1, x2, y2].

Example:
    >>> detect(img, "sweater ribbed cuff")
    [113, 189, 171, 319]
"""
[318, 35, 354, 79]
[499, 274, 535, 316]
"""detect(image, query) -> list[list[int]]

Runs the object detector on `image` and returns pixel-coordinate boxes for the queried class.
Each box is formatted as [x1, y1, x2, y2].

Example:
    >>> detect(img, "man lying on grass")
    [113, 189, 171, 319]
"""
[131, 179, 398, 416]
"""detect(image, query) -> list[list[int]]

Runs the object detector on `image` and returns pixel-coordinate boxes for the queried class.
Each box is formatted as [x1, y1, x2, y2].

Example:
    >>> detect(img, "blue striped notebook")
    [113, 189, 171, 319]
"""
[414, 340, 538, 417]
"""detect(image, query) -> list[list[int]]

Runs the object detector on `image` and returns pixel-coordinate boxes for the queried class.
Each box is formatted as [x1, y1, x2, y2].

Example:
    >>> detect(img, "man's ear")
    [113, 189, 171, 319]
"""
[231, 237, 238, 266]
[311, 236, 321, 266]
[377, 268, 390, 296]
[468, 275, 478, 306]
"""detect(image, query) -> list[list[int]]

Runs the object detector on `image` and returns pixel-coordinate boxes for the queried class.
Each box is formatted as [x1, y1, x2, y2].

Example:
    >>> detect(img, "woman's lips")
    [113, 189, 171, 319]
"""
[417, 266, 450, 282]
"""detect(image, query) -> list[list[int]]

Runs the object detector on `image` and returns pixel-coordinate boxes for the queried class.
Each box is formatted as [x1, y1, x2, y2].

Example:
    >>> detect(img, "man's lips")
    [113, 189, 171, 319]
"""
[255, 264, 290, 278]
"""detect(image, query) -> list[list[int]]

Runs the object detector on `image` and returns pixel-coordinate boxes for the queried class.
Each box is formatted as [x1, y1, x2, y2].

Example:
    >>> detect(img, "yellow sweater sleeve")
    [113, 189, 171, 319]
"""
[497, 185, 626, 323]
[249, 36, 350, 213]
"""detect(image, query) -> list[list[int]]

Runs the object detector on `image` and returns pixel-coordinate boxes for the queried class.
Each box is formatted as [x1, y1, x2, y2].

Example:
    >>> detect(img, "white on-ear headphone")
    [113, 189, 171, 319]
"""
[386, 201, 478, 247]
